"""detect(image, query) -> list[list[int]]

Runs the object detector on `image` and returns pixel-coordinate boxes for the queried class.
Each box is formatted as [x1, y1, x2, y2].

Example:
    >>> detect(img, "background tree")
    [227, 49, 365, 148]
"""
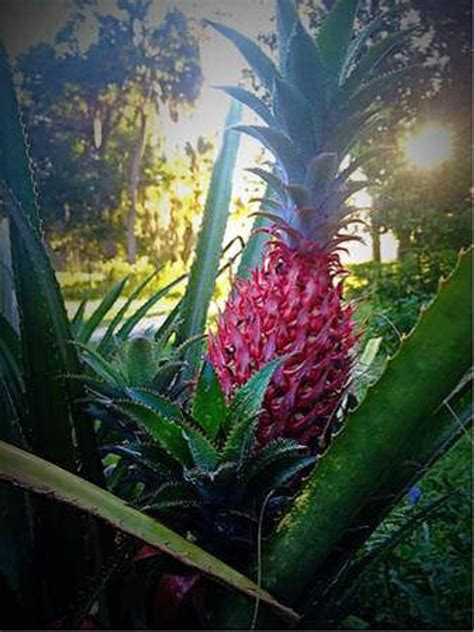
[17, 0, 203, 266]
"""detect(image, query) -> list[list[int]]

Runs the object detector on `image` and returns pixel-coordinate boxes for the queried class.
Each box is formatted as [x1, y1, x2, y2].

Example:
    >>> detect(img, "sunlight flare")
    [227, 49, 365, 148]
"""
[403, 123, 454, 169]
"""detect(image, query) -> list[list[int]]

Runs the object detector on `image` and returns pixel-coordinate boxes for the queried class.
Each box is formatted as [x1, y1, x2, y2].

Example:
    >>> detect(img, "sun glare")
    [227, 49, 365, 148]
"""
[403, 123, 454, 169]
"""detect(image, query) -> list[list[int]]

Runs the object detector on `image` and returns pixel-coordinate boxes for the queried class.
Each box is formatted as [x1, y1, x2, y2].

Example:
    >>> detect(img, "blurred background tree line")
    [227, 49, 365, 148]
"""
[7, 0, 472, 285]
[16, 0, 206, 268]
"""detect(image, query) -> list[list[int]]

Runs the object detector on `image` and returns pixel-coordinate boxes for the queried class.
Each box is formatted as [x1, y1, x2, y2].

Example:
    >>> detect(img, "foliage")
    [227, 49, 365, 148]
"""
[349, 430, 472, 630]
[347, 249, 461, 354]
[0, 40, 109, 624]
[0, 439, 297, 624]
[16, 0, 203, 264]
[176, 101, 241, 373]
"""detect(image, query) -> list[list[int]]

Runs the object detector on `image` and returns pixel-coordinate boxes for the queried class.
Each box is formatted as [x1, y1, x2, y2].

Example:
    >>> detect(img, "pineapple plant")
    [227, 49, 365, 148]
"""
[80, 355, 314, 554]
[75, 351, 313, 624]
[208, 0, 413, 450]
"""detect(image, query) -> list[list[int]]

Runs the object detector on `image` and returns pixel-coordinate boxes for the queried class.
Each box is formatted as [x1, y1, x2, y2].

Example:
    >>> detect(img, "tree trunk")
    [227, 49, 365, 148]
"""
[127, 97, 150, 264]
[397, 229, 411, 261]
[371, 225, 381, 264]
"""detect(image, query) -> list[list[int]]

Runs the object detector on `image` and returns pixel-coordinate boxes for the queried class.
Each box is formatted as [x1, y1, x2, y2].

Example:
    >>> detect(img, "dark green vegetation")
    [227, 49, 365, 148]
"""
[0, 0, 471, 629]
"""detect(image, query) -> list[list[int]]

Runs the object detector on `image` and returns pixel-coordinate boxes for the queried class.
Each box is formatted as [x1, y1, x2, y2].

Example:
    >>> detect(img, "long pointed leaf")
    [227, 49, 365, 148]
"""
[176, 101, 241, 372]
[117, 273, 186, 341]
[207, 21, 278, 92]
[217, 86, 276, 127]
[0, 439, 299, 624]
[232, 124, 304, 182]
[317, 0, 360, 78]
[192, 361, 227, 441]
[77, 276, 128, 344]
[97, 269, 159, 355]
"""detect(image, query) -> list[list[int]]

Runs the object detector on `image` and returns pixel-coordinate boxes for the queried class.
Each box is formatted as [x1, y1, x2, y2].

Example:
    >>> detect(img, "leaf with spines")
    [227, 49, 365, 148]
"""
[76, 276, 128, 344]
[222, 415, 259, 467]
[97, 269, 159, 355]
[103, 443, 183, 481]
[116, 273, 186, 341]
[207, 20, 278, 92]
[340, 9, 398, 82]
[249, 454, 316, 499]
[120, 335, 157, 387]
[181, 423, 220, 472]
[246, 168, 288, 203]
[114, 399, 191, 466]
[273, 75, 316, 161]
[146, 482, 201, 512]
[241, 439, 308, 488]
[345, 28, 418, 94]
[176, 100, 241, 373]
[70, 296, 88, 337]
[285, 19, 327, 135]
[125, 388, 184, 422]
[343, 65, 418, 115]
[192, 361, 227, 441]
[317, 0, 360, 79]
[217, 86, 276, 127]
[276, 0, 299, 67]
[226, 356, 287, 429]
[232, 125, 304, 182]
[77, 342, 128, 390]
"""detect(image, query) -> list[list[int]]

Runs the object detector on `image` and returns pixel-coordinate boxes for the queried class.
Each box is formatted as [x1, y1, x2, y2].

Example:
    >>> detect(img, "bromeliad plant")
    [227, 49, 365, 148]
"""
[82, 356, 314, 562]
[0, 1, 472, 630]
[207, 0, 416, 450]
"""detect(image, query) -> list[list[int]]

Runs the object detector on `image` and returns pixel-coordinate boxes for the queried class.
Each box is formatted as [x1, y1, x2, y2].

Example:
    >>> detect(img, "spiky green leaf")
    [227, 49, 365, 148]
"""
[116, 273, 186, 341]
[77, 276, 128, 344]
[217, 86, 276, 127]
[182, 423, 220, 472]
[192, 361, 227, 441]
[0, 439, 299, 624]
[246, 168, 287, 202]
[97, 270, 159, 355]
[232, 125, 304, 181]
[104, 443, 182, 481]
[115, 400, 191, 466]
[226, 356, 287, 428]
[176, 101, 241, 373]
[126, 388, 184, 421]
[344, 28, 417, 93]
[207, 20, 278, 92]
[317, 0, 360, 78]
[77, 343, 128, 390]
[276, 0, 299, 67]
[273, 75, 316, 160]
[285, 19, 327, 134]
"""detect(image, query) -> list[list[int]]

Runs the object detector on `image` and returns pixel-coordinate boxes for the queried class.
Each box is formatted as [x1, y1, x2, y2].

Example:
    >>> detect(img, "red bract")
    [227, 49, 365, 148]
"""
[209, 238, 357, 448]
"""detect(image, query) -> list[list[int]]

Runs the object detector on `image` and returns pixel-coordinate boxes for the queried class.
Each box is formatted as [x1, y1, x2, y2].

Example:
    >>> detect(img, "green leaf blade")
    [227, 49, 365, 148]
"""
[192, 361, 227, 441]
[176, 100, 242, 372]
[0, 439, 299, 624]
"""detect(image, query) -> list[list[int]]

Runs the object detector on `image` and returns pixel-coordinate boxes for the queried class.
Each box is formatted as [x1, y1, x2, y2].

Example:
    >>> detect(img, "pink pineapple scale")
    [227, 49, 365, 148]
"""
[208, 240, 357, 447]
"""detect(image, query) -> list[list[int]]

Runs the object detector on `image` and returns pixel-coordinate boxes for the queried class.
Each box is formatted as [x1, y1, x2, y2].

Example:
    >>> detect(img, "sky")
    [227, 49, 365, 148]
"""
[0, 0, 398, 263]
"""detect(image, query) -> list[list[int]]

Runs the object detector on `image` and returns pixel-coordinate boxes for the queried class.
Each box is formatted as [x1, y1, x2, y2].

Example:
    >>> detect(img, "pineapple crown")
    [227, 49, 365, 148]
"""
[208, 0, 413, 248]
[78, 349, 314, 547]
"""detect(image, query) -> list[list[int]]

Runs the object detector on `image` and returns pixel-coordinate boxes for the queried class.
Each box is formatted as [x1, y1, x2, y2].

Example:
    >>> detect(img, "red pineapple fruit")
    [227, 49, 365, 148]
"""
[209, 232, 357, 448]
[208, 0, 408, 448]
